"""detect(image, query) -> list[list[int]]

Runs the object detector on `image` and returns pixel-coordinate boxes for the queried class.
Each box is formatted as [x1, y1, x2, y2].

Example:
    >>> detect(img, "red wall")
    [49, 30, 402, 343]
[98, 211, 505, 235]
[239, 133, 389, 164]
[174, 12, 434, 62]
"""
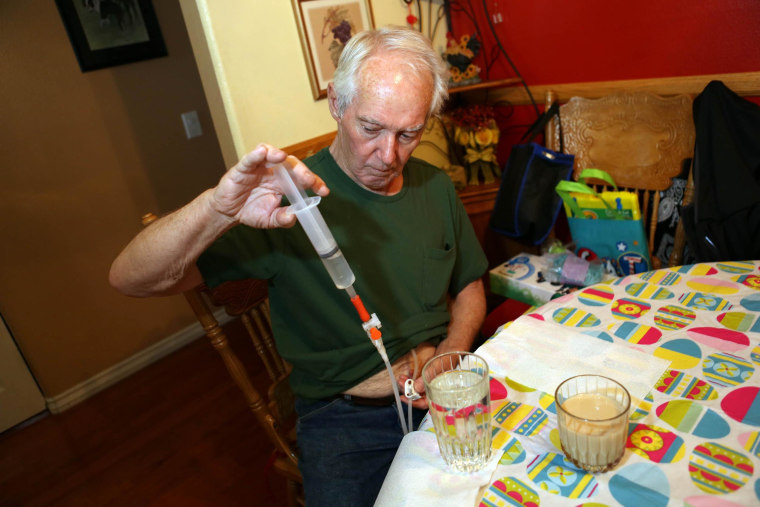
[448, 0, 760, 165]
[451, 0, 760, 85]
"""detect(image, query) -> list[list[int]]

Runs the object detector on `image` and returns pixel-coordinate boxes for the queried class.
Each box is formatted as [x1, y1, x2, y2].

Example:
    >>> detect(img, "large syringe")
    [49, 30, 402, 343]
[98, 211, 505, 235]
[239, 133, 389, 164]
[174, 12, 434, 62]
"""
[272, 162, 410, 434]
[272, 163, 355, 290]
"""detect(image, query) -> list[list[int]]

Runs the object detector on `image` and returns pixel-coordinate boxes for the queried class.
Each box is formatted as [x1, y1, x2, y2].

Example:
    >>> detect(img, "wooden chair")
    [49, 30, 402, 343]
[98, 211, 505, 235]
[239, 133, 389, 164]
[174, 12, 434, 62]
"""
[141, 213, 303, 506]
[544, 90, 696, 268]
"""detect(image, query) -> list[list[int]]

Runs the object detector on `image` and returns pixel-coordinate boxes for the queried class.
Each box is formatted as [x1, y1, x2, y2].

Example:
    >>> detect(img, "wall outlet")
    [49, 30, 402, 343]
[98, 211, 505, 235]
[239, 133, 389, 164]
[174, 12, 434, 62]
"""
[181, 111, 202, 139]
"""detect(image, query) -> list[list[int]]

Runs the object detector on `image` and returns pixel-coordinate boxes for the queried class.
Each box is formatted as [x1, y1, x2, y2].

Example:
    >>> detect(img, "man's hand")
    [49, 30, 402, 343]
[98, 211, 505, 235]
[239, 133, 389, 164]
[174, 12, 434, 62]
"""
[210, 143, 329, 229]
[396, 342, 437, 410]
[109, 143, 329, 298]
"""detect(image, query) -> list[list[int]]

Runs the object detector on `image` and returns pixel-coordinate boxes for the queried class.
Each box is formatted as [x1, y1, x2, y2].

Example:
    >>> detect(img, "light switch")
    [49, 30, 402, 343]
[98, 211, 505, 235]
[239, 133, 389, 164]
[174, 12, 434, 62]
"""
[181, 111, 203, 139]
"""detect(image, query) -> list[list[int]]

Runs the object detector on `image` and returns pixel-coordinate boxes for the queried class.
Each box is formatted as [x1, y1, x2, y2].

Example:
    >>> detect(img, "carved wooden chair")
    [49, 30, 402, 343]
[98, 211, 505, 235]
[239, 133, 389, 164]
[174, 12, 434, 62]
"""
[544, 90, 696, 268]
[141, 213, 302, 506]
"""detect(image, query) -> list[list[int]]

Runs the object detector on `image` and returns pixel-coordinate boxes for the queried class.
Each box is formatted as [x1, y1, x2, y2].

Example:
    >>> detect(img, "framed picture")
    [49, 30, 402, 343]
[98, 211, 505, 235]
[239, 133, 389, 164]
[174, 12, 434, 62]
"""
[291, 0, 375, 100]
[55, 0, 167, 72]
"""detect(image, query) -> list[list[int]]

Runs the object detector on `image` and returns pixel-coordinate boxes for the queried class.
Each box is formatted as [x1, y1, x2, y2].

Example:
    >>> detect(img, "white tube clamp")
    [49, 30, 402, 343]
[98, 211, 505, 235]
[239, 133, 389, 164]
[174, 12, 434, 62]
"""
[361, 313, 381, 338]
[404, 378, 421, 401]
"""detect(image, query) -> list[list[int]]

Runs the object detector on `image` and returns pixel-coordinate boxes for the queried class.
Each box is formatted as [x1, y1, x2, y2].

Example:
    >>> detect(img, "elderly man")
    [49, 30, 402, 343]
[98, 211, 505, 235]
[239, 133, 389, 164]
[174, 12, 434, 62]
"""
[110, 26, 487, 506]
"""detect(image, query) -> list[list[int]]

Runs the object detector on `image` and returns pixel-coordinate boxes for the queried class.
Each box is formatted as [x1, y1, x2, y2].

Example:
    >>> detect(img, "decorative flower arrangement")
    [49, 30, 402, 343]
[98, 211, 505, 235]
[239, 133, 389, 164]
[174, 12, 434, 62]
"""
[443, 105, 501, 186]
[444, 33, 482, 86]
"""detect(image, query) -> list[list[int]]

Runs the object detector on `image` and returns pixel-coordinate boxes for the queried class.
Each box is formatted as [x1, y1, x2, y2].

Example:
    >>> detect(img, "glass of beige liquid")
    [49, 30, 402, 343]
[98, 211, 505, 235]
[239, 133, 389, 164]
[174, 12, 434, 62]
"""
[422, 352, 491, 473]
[555, 374, 631, 473]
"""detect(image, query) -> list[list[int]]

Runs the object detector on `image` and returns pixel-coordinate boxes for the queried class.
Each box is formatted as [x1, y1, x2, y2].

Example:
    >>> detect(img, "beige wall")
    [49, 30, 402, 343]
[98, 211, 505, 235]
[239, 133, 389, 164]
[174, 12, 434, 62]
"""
[0, 1, 226, 396]
[179, 0, 448, 169]
[0, 1, 441, 401]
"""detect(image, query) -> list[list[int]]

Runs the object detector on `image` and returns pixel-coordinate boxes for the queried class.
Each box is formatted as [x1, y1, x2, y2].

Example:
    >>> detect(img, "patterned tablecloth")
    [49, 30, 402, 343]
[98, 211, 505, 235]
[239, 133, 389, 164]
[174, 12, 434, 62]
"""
[378, 261, 760, 507]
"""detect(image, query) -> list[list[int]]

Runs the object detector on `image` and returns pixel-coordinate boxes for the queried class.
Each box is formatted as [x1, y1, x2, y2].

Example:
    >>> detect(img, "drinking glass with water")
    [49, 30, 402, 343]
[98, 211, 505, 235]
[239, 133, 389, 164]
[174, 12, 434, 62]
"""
[422, 352, 492, 472]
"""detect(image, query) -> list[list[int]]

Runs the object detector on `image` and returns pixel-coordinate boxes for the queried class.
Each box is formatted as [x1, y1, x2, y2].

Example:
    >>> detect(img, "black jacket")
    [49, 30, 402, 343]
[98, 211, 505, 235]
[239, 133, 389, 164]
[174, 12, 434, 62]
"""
[683, 80, 760, 261]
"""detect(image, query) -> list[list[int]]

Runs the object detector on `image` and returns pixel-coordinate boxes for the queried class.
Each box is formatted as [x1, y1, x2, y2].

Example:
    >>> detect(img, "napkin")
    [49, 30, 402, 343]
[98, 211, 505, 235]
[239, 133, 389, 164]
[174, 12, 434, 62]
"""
[373, 430, 500, 507]
[477, 317, 670, 401]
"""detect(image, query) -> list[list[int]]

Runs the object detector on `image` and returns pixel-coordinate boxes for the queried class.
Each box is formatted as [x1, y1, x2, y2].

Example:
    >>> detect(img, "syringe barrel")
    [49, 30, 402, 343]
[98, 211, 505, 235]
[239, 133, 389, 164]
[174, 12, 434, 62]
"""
[291, 196, 338, 256]
[272, 162, 356, 289]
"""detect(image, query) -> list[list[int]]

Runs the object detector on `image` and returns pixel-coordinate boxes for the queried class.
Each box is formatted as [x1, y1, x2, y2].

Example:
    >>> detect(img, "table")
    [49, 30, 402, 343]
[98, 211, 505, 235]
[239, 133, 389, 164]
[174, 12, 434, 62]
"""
[376, 261, 760, 506]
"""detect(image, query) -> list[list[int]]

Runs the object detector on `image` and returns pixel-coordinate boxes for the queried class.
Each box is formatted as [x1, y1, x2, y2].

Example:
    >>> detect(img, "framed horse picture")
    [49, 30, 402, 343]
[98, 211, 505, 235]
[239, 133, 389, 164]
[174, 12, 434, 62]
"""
[55, 0, 167, 72]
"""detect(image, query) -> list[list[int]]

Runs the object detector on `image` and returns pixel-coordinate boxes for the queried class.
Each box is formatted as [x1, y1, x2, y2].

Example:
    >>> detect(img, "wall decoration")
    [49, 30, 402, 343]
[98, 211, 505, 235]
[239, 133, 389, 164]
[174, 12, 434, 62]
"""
[291, 0, 375, 100]
[55, 0, 167, 72]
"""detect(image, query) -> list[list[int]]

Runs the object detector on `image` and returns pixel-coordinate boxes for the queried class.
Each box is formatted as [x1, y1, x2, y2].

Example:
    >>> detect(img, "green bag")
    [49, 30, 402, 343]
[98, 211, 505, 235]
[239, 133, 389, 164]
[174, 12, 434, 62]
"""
[556, 169, 652, 276]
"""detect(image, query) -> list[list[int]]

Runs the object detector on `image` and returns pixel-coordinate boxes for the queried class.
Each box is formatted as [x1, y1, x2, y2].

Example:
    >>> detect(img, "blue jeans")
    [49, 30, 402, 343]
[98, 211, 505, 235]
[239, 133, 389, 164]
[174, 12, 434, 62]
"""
[295, 397, 427, 507]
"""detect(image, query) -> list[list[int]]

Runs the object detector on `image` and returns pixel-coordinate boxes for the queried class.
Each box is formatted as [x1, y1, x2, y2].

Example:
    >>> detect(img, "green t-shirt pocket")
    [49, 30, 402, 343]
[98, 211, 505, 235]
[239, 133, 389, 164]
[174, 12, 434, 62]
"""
[421, 245, 455, 310]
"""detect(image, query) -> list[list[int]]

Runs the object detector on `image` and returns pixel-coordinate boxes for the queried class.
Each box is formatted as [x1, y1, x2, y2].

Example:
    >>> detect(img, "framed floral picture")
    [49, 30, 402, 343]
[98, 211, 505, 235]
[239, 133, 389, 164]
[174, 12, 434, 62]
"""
[291, 0, 375, 100]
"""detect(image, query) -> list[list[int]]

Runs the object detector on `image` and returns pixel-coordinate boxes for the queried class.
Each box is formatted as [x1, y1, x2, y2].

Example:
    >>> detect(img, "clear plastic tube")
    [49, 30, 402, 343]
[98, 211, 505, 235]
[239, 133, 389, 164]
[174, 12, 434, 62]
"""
[373, 338, 409, 435]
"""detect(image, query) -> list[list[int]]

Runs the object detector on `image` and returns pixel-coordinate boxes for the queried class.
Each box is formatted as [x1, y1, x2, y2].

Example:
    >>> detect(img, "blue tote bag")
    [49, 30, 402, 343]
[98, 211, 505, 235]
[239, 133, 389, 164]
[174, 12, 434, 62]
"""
[556, 169, 652, 275]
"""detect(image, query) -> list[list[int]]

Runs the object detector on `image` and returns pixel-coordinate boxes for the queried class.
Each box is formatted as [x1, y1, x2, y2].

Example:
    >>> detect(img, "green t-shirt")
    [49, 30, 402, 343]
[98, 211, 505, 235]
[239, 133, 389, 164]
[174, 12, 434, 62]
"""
[197, 149, 487, 399]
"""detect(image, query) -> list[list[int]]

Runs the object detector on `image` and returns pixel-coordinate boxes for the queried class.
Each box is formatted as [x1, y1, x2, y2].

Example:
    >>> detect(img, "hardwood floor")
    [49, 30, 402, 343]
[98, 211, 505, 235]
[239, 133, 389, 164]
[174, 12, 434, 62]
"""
[0, 319, 289, 506]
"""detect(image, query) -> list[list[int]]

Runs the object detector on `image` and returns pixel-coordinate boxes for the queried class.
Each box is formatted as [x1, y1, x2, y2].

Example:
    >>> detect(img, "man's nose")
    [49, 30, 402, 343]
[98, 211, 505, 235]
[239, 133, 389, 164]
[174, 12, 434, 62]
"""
[378, 133, 398, 165]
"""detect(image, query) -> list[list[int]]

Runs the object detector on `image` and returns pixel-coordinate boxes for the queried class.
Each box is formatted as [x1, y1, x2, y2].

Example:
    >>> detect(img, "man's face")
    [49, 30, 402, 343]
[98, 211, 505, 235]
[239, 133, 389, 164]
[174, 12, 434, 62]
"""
[329, 53, 433, 194]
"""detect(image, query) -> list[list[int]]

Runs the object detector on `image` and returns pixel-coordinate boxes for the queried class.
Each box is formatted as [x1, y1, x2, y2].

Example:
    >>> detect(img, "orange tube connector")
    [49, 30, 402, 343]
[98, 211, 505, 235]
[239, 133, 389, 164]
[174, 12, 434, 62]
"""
[350, 295, 371, 322]
[350, 294, 382, 341]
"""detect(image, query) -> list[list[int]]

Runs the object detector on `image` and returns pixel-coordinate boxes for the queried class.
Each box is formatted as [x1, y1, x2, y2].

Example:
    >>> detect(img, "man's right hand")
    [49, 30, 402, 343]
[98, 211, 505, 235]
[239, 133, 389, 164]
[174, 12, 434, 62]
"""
[109, 143, 329, 298]
[209, 143, 329, 229]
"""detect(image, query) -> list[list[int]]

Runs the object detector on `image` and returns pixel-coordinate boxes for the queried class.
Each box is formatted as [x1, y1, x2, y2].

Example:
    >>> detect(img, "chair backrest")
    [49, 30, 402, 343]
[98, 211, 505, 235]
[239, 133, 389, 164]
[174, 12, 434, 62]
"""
[544, 90, 696, 267]
[140, 214, 298, 468]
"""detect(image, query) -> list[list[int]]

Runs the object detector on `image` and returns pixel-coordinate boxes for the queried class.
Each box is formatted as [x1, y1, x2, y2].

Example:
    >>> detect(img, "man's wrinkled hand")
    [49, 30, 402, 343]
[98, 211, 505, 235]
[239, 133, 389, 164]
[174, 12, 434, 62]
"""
[210, 143, 328, 229]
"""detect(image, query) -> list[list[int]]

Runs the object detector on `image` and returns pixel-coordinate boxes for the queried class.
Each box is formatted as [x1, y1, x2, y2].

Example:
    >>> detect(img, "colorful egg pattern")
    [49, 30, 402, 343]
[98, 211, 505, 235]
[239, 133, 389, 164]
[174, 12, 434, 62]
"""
[687, 326, 750, 352]
[504, 377, 535, 393]
[737, 431, 760, 459]
[611, 297, 650, 320]
[491, 378, 509, 401]
[479, 476, 540, 507]
[703, 352, 755, 387]
[655, 400, 731, 438]
[492, 401, 548, 436]
[678, 292, 733, 311]
[627, 423, 686, 463]
[673, 264, 718, 276]
[608, 463, 670, 507]
[752, 345, 760, 365]
[625, 282, 674, 300]
[717, 311, 760, 333]
[653, 305, 696, 330]
[655, 370, 718, 400]
[684, 496, 747, 507]
[716, 261, 756, 274]
[654, 338, 702, 369]
[581, 329, 614, 343]
[740, 293, 760, 312]
[494, 435, 526, 465]
[688, 442, 753, 494]
[687, 277, 740, 295]
[538, 392, 556, 414]
[631, 393, 654, 421]
[733, 274, 760, 290]
[577, 286, 615, 306]
[640, 270, 682, 286]
[526, 453, 599, 498]
[552, 308, 601, 327]
[608, 321, 662, 344]
[475, 261, 760, 506]
[721, 387, 760, 427]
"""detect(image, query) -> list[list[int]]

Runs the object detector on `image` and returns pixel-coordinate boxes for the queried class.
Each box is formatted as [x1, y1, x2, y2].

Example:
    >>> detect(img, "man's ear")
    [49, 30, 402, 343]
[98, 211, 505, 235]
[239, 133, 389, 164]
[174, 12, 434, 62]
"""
[327, 83, 341, 121]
